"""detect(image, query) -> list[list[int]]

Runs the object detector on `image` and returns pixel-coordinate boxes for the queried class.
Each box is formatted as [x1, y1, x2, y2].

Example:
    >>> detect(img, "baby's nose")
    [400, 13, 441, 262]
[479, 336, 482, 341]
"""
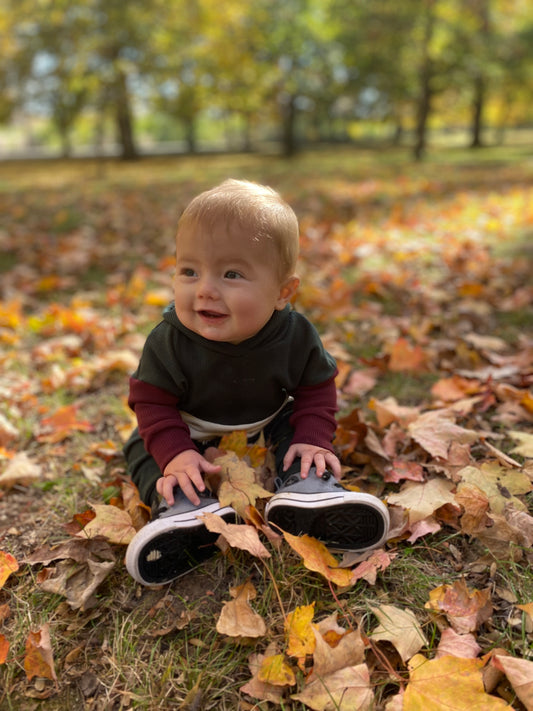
[197, 275, 219, 298]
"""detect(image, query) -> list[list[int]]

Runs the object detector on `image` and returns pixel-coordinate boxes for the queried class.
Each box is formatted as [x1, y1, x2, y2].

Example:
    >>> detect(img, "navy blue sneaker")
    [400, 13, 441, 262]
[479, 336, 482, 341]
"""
[265, 469, 389, 552]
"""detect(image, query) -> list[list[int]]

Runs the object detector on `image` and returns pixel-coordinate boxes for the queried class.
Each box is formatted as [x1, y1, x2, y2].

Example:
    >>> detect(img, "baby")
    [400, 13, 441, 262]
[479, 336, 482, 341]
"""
[124, 179, 389, 585]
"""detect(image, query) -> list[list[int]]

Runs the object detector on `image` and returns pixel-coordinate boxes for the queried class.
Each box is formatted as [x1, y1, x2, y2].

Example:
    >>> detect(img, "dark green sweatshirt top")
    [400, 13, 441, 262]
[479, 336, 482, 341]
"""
[129, 304, 338, 471]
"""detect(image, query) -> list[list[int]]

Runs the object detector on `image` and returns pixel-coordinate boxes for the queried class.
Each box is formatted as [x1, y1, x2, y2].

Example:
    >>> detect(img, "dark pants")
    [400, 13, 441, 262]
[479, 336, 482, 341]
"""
[123, 404, 302, 507]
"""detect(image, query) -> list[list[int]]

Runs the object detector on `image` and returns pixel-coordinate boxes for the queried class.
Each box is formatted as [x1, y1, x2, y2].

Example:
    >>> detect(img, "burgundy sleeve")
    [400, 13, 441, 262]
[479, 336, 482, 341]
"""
[128, 377, 198, 472]
[289, 373, 338, 452]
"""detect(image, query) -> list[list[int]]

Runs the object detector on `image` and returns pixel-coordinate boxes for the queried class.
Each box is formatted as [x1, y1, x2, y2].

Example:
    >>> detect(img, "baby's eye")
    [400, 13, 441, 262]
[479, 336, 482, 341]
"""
[180, 267, 197, 277]
[224, 270, 243, 280]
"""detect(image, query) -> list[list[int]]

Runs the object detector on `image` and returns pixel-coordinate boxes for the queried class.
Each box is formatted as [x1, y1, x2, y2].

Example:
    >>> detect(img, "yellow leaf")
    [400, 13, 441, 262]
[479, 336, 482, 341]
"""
[219, 430, 268, 468]
[214, 451, 271, 518]
[387, 477, 456, 525]
[282, 532, 354, 588]
[285, 603, 316, 663]
[292, 663, 374, 710]
[201, 512, 271, 558]
[509, 431, 533, 458]
[258, 654, 296, 686]
[404, 654, 509, 710]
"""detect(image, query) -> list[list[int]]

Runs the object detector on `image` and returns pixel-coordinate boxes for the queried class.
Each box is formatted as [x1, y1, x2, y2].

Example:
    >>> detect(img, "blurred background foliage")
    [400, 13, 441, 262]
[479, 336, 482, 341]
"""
[0, 0, 532, 161]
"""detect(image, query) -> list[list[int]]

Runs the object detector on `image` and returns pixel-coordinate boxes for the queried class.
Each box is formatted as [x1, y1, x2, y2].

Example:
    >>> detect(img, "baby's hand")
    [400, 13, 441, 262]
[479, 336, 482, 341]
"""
[283, 443, 342, 480]
[158, 449, 221, 506]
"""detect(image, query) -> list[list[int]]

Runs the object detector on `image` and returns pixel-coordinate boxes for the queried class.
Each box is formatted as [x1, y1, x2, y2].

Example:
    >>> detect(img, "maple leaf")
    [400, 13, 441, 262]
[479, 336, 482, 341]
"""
[213, 451, 271, 518]
[310, 625, 366, 681]
[0, 412, 19, 447]
[201, 512, 271, 558]
[387, 477, 456, 525]
[282, 532, 354, 587]
[509, 431, 533, 458]
[216, 581, 267, 639]
[218, 430, 268, 469]
[407, 409, 478, 459]
[37, 403, 93, 443]
[0, 550, 19, 588]
[285, 603, 316, 667]
[455, 483, 491, 536]
[384, 459, 425, 484]
[369, 397, 420, 429]
[75, 503, 137, 545]
[350, 549, 396, 584]
[27, 538, 116, 611]
[24, 624, 57, 683]
[457, 463, 532, 515]
[241, 643, 285, 704]
[369, 604, 428, 662]
[388, 337, 429, 372]
[258, 654, 296, 686]
[435, 628, 481, 659]
[0, 633, 9, 664]
[404, 654, 509, 710]
[0, 452, 42, 489]
[492, 654, 533, 710]
[291, 663, 374, 711]
[425, 579, 492, 634]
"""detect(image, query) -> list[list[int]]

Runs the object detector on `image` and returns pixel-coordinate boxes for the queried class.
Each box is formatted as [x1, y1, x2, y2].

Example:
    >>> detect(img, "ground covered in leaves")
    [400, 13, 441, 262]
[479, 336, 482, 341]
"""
[0, 148, 532, 710]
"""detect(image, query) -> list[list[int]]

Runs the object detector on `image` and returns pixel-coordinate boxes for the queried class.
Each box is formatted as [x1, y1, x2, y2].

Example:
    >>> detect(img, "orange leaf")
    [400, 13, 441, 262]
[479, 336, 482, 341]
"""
[0, 633, 9, 664]
[388, 338, 428, 372]
[24, 624, 57, 682]
[0, 551, 19, 588]
[37, 404, 93, 443]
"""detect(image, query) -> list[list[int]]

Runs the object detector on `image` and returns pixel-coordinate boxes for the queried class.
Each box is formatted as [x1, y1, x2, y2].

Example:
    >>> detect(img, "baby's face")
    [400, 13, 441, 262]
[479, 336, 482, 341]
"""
[174, 221, 294, 344]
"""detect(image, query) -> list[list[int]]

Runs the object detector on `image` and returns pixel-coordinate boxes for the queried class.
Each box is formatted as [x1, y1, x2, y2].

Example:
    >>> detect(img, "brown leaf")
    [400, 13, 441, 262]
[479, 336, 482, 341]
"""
[241, 644, 285, 704]
[408, 410, 478, 459]
[216, 581, 266, 638]
[291, 663, 374, 710]
[435, 628, 481, 659]
[310, 626, 366, 681]
[214, 451, 272, 518]
[201, 512, 271, 558]
[75, 503, 136, 545]
[0, 452, 42, 489]
[370, 604, 428, 662]
[425, 579, 492, 634]
[24, 624, 57, 682]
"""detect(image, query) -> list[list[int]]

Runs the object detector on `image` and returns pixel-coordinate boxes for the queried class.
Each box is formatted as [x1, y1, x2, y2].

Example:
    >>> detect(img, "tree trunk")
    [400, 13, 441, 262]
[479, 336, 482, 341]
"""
[280, 93, 297, 158]
[413, 4, 435, 162]
[470, 74, 485, 148]
[115, 70, 137, 160]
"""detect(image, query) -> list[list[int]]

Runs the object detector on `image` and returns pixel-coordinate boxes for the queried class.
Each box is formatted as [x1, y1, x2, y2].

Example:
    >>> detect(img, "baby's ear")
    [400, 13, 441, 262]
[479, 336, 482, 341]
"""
[276, 275, 300, 309]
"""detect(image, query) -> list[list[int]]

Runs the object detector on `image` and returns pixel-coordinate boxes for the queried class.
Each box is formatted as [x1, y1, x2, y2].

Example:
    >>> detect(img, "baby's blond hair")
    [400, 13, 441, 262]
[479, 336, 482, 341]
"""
[177, 179, 299, 281]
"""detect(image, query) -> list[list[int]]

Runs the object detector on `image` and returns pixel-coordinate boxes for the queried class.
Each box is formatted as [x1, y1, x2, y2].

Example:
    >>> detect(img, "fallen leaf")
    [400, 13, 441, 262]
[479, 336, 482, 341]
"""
[0, 633, 9, 664]
[258, 654, 296, 686]
[285, 603, 316, 666]
[214, 451, 272, 517]
[241, 644, 285, 704]
[282, 533, 354, 587]
[435, 628, 481, 659]
[0, 452, 42, 489]
[216, 581, 266, 638]
[0, 551, 19, 588]
[201, 512, 271, 558]
[291, 663, 374, 710]
[75, 503, 136, 545]
[404, 654, 509, 710]
[388, 337, 429, 372]
[425, 579, 492, 634]
[310, 626, 366, 681]
[350, 549, 395, 584]
[457, 463, 531, 514]
[0, 412, 19, 446]
[218, 430, 268, 469]
[387, 477, 456, 525]
[370, 604, 428, 662]
[37, 403, 93, 443]
[384, 459, 425, 483]
[369, 397, 420, 428]
[24, 624, 57, 682]
[509, 431, 533, 458]
[408, 410, 478, 459]
[492, 654, 533, 710]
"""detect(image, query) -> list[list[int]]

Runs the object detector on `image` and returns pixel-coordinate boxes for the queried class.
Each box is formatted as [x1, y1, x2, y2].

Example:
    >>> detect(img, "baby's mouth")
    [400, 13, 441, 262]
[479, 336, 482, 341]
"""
[198, 310, 226, 320]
